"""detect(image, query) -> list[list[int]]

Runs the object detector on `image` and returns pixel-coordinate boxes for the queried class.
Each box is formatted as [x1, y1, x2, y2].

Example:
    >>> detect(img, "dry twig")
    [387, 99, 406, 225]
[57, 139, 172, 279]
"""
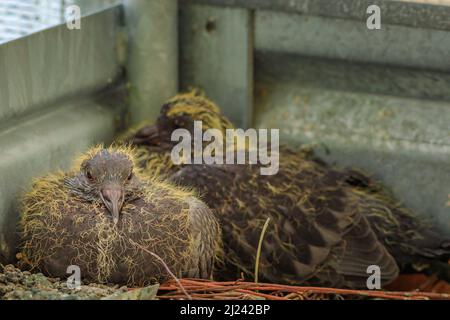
[157, 278, 450, 300]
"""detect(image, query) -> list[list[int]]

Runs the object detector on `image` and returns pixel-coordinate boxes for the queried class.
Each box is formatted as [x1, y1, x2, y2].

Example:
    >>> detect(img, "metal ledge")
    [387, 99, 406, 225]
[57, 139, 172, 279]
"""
[183, 0, 450, 31]
[255, 10, 450, 72]
[254, 52, 450, 102]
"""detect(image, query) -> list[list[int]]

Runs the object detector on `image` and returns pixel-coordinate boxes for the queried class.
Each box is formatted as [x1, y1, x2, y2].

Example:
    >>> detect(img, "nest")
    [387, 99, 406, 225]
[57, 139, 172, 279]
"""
[2, 263, 449, 300]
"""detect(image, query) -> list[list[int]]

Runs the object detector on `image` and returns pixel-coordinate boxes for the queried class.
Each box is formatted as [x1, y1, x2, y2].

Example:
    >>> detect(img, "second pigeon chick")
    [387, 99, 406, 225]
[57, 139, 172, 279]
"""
[122, 92, 450, 287]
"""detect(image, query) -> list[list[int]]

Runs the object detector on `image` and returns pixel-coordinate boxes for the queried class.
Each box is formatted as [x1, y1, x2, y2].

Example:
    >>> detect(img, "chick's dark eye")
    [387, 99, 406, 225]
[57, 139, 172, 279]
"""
[86, 171, 94, 181]
[127, 172, 133, 181]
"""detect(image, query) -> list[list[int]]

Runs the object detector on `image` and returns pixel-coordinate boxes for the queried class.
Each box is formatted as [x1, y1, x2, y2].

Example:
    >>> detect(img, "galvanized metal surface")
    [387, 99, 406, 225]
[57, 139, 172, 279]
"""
[254, 52, 450, 235]
[183, 0, 450, 31]
[255, 10, 450, 72]
[124, 0, 178, 125]
[0, 5, 122, 126]
[179, 3, 253, 128]
[251, 53, 450, 102]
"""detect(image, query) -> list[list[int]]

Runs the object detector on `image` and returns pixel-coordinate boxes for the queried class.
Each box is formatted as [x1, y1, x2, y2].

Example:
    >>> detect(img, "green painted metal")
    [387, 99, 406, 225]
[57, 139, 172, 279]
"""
[253, 53, 450, 102]
[179, 3, 253, 128]
[255, 10, 450, 72]
[0, 6, 122, 126]
[184, 0, 450, 31]
[254, 52, 450, 235]
[124, 0, 179, 125]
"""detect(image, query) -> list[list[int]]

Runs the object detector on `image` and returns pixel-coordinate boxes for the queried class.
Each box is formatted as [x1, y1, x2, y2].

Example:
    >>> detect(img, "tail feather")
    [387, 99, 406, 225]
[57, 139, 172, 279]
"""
[401, 226, 450, 262]
[342, 168, 450, 267]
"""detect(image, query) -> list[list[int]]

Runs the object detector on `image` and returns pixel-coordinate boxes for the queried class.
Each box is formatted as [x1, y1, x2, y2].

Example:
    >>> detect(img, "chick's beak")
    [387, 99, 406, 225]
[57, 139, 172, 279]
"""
[100, 186, 125, 225]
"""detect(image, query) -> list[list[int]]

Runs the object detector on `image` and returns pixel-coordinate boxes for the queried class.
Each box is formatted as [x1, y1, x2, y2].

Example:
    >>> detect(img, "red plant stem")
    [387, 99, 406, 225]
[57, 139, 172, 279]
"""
[158, 279, 450, 300]
[234, 289, 288, 300]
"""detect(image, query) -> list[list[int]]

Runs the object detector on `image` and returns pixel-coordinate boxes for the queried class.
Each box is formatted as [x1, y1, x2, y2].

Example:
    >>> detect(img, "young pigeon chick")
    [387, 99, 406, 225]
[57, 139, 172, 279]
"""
[122, 92, 450, 288]
[19, 146, 221, 286]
